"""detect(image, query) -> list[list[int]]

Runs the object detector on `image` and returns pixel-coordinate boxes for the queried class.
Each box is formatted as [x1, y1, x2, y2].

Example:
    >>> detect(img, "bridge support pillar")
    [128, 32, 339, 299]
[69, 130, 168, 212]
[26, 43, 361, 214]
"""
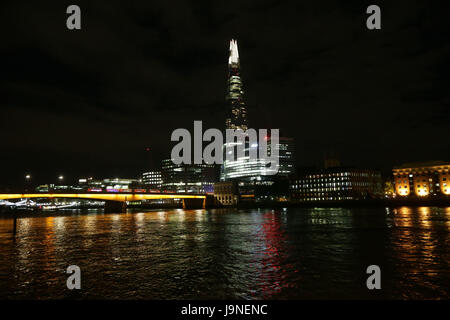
[181, 198, 205, 209]
[104, 201, 127, 213]
[204, 195, 215, 208]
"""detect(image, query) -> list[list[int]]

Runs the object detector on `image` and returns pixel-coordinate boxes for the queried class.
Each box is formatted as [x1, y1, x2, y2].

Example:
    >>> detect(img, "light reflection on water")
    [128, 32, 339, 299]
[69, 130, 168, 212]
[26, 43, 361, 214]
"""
[0, 207, 448, 299]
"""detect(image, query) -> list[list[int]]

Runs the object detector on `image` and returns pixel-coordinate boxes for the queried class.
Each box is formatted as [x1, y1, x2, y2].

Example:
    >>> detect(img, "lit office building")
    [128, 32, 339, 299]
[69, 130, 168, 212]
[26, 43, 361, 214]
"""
[35, 184, 82, 193]
[393, 161, 450, 197]
[78, 177, 138, 191]
[161, 159, 216, 194]
[290, 167, 383, 202]
[271, 136, 295, 178]
[142, 171, 162, 189]
[221, 135, 295, 181]
[221, 154, 271, 181]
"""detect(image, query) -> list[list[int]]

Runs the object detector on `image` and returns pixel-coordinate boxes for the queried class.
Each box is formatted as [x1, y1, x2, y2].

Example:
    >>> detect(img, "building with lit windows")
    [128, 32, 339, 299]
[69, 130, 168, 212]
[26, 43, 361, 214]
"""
[290, 167, 383, 202]
[142, 171, 162, 189]
[272, 136, 295, 178]
[393, 161, 450, 197]
[220, 135, 294, 202]
[78, 177, 138, 191]
[213, 181, 238, 206]
[221, 135, 295, 181]
[161, 159, 216, 194]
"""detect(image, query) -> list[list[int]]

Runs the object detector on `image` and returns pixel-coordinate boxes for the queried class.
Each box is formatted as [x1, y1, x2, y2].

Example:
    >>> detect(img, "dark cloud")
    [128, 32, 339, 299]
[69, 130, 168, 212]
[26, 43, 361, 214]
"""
[0, 0, 449, 185]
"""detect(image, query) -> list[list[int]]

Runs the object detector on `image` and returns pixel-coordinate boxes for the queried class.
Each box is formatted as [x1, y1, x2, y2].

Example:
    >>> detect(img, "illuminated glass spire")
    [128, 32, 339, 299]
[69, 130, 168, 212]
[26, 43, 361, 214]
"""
[226, 39, 248, 130]
[228, 39, 239, 65]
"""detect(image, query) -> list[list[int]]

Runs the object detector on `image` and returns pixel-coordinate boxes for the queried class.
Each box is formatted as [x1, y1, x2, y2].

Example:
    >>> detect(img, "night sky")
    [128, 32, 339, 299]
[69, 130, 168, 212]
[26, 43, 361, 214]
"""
[1, 0, 449, 186]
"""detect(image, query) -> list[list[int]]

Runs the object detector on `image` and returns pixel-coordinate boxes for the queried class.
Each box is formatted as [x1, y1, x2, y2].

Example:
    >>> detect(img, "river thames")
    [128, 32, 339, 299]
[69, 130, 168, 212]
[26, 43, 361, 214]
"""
[0, 207, 448, 299]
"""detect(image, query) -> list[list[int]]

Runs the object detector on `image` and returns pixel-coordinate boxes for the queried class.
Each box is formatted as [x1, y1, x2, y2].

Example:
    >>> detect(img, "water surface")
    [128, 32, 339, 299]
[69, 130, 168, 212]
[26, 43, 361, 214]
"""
[0, 207, 448, 299]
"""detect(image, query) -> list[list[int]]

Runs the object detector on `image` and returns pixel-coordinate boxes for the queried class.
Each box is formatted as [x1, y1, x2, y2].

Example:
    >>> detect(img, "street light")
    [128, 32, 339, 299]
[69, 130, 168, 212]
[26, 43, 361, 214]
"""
[59, 175, 64, 181]
[24, 174, 32, 193]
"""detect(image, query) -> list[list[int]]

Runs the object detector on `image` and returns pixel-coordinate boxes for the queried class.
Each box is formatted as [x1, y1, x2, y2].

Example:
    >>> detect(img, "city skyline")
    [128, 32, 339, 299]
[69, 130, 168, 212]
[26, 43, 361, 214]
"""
[1, 1, 449, 186]
[0, 2, 449, 304]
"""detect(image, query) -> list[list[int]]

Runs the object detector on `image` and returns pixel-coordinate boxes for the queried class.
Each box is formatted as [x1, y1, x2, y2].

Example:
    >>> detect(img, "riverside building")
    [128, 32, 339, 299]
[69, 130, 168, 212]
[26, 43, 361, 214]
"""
[290, 167, 383, 202]
[393, 161, 450, 197]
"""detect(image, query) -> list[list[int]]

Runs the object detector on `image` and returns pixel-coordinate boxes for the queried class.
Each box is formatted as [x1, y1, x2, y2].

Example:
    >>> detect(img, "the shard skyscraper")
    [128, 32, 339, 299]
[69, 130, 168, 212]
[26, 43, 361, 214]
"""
[225, 39, 248, 131]
[221, 40, 271, 181]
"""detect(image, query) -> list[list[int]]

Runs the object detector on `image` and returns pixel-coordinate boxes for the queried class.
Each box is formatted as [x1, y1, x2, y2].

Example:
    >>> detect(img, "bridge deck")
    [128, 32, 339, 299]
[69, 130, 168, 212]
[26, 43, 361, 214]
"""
[0, 193, 205, 202]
